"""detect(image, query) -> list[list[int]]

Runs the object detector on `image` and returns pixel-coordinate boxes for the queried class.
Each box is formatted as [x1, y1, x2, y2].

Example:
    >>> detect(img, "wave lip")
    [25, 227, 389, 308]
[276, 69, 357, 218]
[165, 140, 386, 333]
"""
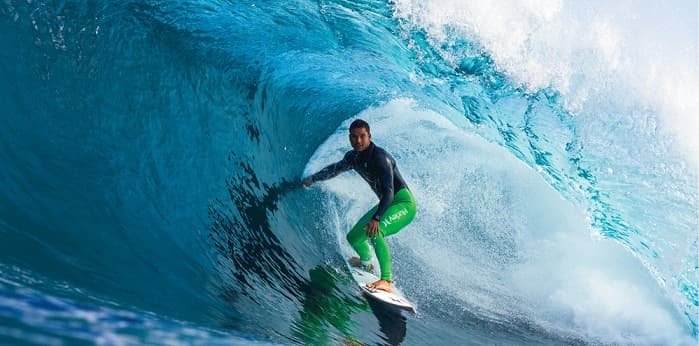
[394, 0, 699, 161]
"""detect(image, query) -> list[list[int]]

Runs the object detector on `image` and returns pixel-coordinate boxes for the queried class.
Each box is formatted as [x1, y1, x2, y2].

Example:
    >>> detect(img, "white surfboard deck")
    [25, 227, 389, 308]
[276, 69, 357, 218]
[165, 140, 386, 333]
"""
[347, 262, 416, 314]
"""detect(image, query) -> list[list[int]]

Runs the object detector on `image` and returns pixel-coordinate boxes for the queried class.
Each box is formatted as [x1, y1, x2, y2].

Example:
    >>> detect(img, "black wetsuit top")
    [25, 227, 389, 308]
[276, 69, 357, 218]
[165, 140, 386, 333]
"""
[310, 142, 408, 221]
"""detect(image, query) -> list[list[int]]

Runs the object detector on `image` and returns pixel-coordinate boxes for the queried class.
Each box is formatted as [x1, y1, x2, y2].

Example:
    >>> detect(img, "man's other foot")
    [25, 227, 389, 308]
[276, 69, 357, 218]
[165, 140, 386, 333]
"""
[348, 257, 374, 273]
[366, 279, 393, 293]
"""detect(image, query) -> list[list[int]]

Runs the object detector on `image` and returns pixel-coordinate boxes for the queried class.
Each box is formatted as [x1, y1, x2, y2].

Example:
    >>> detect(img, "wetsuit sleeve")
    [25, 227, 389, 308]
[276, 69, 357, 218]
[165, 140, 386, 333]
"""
[309, 152, 353, 182]
[372, 155, 395, 221]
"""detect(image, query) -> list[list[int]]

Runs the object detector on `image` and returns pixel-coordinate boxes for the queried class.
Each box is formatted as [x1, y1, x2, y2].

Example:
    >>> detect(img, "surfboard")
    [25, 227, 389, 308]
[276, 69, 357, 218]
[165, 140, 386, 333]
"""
[347, 262, 416, 314]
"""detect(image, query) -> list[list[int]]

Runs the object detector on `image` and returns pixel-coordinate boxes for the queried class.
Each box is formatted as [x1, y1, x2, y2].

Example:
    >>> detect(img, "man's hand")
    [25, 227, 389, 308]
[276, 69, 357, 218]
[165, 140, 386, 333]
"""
[302, 177, 313, 188]
[365, 219, 380, 238]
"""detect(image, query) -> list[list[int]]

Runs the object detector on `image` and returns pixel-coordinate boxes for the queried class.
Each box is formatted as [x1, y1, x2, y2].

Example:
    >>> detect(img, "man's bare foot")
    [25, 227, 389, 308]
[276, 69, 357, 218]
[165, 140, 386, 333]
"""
[348, 257, 374, 273]
[366, 279, 393, 293]
[348, 257, 362, 267]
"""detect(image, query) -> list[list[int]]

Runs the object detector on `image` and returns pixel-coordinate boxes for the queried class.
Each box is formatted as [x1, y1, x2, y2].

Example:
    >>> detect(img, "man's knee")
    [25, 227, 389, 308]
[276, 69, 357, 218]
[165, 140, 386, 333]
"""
[346, 229, 361, 245]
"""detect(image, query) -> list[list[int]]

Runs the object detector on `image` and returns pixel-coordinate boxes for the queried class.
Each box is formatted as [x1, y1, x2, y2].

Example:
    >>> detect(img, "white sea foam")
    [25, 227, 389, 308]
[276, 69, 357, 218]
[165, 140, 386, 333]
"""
[393, 0, 698, 165]
[304, 99, 692, 343]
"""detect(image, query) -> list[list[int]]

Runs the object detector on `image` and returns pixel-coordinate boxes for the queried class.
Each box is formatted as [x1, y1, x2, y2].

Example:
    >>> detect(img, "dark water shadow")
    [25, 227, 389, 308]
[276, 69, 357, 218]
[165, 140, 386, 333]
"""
[209, 157, 304, 300]
[290, 265, 367, 345]
[364, 294, 408, 346]
[291, 265, 409, 346]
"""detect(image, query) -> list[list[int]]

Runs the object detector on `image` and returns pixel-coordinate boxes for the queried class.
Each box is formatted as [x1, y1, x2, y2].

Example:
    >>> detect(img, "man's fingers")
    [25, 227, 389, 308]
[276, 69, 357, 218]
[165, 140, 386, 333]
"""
[366, 227, 378, 238]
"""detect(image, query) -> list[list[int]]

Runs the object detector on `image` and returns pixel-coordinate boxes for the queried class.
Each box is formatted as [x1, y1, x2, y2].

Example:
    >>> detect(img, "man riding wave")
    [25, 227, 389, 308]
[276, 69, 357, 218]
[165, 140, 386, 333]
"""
[303, 119, 416, 292]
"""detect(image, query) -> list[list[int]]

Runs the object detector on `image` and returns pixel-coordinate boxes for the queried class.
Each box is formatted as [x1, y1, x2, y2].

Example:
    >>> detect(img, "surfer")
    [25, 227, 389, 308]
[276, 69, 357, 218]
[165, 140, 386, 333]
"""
[302, 119, 416, 293]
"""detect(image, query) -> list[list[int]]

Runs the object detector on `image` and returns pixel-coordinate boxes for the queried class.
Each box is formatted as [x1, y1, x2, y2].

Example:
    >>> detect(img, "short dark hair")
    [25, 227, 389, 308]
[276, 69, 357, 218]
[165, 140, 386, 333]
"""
[349, 119, 370, 133]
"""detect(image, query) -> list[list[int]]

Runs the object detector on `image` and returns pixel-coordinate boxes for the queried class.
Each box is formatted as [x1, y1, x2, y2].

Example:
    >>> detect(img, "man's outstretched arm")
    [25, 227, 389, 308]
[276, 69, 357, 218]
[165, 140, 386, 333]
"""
[302, 152, 352, 187]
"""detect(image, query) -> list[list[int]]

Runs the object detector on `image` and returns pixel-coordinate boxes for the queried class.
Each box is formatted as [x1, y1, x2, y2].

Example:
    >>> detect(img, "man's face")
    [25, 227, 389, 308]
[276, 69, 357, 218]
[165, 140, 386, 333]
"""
[349, 127, 371, 152]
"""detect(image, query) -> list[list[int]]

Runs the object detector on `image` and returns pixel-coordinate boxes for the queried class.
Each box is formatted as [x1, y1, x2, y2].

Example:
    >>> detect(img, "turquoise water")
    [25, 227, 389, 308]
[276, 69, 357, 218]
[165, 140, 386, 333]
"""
[1, 0, 696, 344]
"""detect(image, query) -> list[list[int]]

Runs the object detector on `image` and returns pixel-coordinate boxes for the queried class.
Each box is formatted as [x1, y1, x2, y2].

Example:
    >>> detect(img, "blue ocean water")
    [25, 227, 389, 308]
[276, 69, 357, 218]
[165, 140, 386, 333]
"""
[0, 0, 696, 344]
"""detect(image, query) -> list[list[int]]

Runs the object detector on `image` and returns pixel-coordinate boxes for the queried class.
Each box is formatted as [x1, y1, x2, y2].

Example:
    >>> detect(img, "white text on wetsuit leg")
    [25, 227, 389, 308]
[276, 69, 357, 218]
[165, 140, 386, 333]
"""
[381, 208, 408, 228]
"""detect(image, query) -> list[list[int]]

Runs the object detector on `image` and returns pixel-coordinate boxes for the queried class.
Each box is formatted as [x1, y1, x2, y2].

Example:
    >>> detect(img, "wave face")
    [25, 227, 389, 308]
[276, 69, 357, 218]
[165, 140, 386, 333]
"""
[0, 0, 696, 344]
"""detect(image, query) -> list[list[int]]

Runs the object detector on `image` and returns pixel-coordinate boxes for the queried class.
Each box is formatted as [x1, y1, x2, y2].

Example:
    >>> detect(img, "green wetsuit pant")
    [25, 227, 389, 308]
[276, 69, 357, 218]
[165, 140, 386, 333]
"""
[346, 188, 416, 281]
